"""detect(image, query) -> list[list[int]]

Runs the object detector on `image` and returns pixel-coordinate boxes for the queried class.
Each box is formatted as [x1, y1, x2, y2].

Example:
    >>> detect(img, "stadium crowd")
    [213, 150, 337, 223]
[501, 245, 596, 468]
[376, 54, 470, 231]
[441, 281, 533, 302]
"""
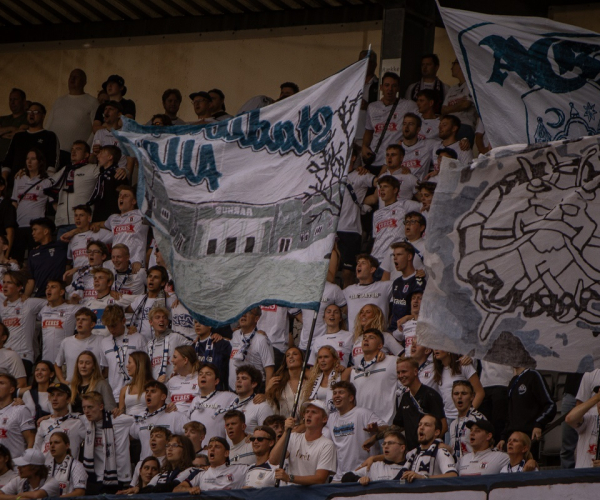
[0, 49, 597, 498]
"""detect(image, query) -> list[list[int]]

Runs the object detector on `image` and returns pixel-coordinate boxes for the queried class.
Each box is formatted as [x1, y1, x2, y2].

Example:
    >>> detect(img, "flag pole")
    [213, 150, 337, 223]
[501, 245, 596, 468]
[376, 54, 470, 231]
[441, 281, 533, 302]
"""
[275, 311, 319, 487]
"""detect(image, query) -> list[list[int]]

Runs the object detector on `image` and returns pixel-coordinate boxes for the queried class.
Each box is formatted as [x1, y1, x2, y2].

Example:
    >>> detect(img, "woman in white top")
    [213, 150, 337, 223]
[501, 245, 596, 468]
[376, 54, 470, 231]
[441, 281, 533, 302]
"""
[302, 345, 342, 415]
[351, 304, 403, 366]
[0, 445, 17, 489]
[22, 361, 56, 422]
[167, 346, 200, 413]
[433, 350, 484, 424]
[10, 148, 53, 264]
[265, 347, 307, 417]
[117, 351, 155, 417]
[47, 432, 87, 497]
[307, 304, 353, 367]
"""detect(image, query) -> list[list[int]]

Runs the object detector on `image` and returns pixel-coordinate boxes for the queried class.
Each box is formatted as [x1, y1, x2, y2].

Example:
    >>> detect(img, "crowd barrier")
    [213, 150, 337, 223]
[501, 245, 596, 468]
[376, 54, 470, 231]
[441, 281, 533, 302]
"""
[54, 467, 600, 500]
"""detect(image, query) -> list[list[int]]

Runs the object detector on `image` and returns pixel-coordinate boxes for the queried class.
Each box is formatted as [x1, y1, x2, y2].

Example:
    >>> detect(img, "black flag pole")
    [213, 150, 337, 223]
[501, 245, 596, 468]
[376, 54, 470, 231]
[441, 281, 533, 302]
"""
[275, 311, 319, 487]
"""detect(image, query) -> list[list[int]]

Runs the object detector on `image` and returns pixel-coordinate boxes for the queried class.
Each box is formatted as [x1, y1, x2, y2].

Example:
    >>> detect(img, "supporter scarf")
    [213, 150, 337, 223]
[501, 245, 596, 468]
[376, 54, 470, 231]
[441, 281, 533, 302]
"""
[454, 409, 474, 458]
[396, 439, 442, 478]
[113, 264, 133, 292]
[44, 159, 88, 199]
[147, 332, 171, 377]
[214, 394, 255, 416]
[135, 404, 167, 422]
[309, 369, 339, 400]
[355, 356, 378, 373]
[233, 329, 257, 361]
[51, 455, 74, 495]
[505, 459, 526, 473]
[46, 413, 78, 435]
[114, 336, 131, 382]
[88, 164, 118, 207]
[71, 265, 95, 292]
[190, 390, 218, 413]
[82, 410, 118, 486]
[194, 335, 214, 359]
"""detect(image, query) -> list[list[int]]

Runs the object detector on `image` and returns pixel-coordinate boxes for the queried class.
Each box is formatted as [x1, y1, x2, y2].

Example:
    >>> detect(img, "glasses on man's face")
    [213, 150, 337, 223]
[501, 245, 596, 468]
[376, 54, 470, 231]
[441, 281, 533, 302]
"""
[165, 443, 182, 449]
[87, 250, 103, 255]
[27, 110, 42, 115]
[249, 437, 269, 442]
[404, 220, 420, 226]
[382, 440, 402, 446]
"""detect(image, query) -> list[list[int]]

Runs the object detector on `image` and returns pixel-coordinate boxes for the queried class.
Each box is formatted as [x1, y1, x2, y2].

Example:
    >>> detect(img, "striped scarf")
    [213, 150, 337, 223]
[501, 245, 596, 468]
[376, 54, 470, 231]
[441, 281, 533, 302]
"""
[82, 410, 118, 486]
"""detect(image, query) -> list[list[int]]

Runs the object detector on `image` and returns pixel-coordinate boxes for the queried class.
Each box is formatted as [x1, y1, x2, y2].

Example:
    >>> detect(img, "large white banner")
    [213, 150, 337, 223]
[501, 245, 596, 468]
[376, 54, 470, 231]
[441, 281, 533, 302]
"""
[417, 136, 600, 372]
[439, 6, 600, 147]
[115, 59, 366, 326]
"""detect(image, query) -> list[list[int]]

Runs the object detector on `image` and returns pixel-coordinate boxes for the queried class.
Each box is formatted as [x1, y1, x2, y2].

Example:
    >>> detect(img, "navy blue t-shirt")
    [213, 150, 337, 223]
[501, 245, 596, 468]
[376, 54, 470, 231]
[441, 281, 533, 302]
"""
[194, 337, 232, 391]
[390, 274, 426, 329]
[28, 240, 68, 297]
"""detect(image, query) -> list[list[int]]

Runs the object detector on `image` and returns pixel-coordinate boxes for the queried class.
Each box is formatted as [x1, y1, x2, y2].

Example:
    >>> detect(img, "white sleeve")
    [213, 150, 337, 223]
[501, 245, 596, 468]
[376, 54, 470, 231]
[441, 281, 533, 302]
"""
[71, 461, 88, 490]
[462, 364, 477, 380]
[258, 337, 275, 368]
[576, 373, 592, 402]
[256, 403, 274, 426]
[332, 284, 347, 307]
[130, 461, 142, 487]
[364, 104, 375, 132]
[315, 440, 337, 473]
[18, 407, 35, 432]
[41, 477, 61, 498]
[30, 298, 48, 315]
[0, 478, 20, 495]
[354, 466, 369, 478]
[104, 215, 115, 231]
[435, 448, 457, 475]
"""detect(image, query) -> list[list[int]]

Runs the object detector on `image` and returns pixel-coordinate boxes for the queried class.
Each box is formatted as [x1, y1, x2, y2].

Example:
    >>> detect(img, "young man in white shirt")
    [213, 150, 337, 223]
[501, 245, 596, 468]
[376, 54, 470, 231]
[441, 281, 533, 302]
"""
[81, 391, 133, 494]
[66, 240, 110, 302]
[228, 307, 274, 391]
[223, 410, 254, 466]
[0, 270, 46, 377]
[244, 426, 279, 488]
[0, 322, 26, 388]
[350, 428, 407, 484]
[346, 329, 398, 425]
[105, 244, 146, 296]
[128, 426, 170, 488]
[271, 400, 337, 485]
[399, 113, 436, 181]
[566, 386, 600, 469]
[65, 204, 112, 270]
[0, 373, 35, 460]
[343, 255, 393, 333]
[327, 381, 386, 482]
[93, 185, 148, 269]
[34, 383, 86, 461]
[98, 305, 145, 403]
[431, 114, 473, 170]
[449, 380, 487, 460]
[371, 176, 406, 267]
[458, 419, 510, 476]
[227, 366, 273, 434]
[145, 306, 192, 381]
[55, 307, 104, 383]
[129, 381, 188, 460]
[399, 414, 458, 482]
[39, 280, 81, 363]
[416, 89, 440, 141]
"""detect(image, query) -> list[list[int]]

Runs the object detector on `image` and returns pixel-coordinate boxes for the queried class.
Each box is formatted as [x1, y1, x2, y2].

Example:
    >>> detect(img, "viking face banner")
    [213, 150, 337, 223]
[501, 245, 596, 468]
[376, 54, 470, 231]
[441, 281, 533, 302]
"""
[417, 136, 600, 372]
[115, 58, 366, 327]
[439, 6, 600, 148]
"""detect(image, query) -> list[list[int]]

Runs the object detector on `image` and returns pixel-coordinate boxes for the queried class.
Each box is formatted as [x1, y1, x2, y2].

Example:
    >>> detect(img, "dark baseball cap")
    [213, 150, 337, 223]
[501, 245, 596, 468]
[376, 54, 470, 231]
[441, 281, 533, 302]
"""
[466, 418, 494, 434]
[435, 147, 458, 159]
[102, 75, 127, 96]
[189, 91, 212, 102]
[48, 383, 72, 397]
[103, 100, 123, 113]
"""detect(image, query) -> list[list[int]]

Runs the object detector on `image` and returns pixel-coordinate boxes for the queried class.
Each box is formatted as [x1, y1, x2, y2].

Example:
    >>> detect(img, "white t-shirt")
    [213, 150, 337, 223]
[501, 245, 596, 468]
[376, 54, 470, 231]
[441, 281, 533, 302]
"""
[0, 403, 35, 459]
[575, 413, 600, 469]
[167, 373, 200, 413]
[22, 390, 52, 419]
[93, 129, 128, 169]
[39, 303, 82, 363]
[87, 414, 133, 483]
[238, 399, 274, 434]
[83, 293, 136, 336]
[1, 476, 60, 497]
[308, 330, 354, 368]
[244, 462, 279, 488]
[0, 469, 17, 488]
[12, 175, 53, 227]
[449, 409, 487, 459]
[327, 406, 386, 481]
[130, 408, 189, 459]
[257, 305, 297, 353]
[49, 456, 88, 495]
[576, 369, 600, 403]
[343, 281, 393, 334]
[287, 432, 337, 477]
[458, 448, 510, 476]
[351, 332, 403, 367]
[104, 262, 147, 296]
[229, 439, 255, 465]
[442, 82, 478, 128]
[186, 463, 247, 490]
[431, 140, 473, 170]
[46, 92, 98, 148]
[365, 99, 419, 166]
[188, 391, 237, 442]
[299, 281, 347, 351]
[437, 364, 477, 420]
[401, 139, 436, 181]
[355, 460, 405, 481]
[0, 348, 26, 379]
[480, 361, 513, 388]
[385, 170, 419, 202]
[338, 170, 374, 234]
[34, 414, 86, 460]
[68, 229, 113, 268]
[99, 332, 146, 401]
[146, 331, 193, 380]
[0, 297, 46, 362]
[419, 117, 440, 141]
[372, 200, 407, 264]
[104, 210, 148, 266]
[350, 355, 399, 425]
[55, 334, 104, 382]
[229, 329, 274, 390]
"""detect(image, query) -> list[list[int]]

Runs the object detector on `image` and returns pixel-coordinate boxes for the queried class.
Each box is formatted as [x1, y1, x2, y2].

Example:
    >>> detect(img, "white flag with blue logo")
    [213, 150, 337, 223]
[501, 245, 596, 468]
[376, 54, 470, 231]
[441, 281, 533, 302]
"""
[439, 6, 600, 147]
[115, 58, 367, 327]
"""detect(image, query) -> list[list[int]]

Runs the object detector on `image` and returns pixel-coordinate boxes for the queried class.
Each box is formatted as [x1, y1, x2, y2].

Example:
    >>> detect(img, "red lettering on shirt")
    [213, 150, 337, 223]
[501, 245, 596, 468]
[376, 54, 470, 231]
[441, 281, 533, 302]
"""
[0, 429, 7, 438]
[261, 305, 277, 312]
[375, 219, 397, 232]
[172, 394, 194, 403]
[3, 318, 20, 327]
[151, 357, 162, 367]
[375, 123, 398, 134]
[73, 248, 87, 258]
[84, 290, 97, 297]
[402, 159, 422, 170]
[44, 442, 51, 452]
[230, 349, 239, 359]
[95, 437, 103, 447]
[588, 444, 597, 455]
[114, 224, 135, 234]
[22, 193, 38, 201]
[353, 346, 363, 357]
[43, 319, 64, 329]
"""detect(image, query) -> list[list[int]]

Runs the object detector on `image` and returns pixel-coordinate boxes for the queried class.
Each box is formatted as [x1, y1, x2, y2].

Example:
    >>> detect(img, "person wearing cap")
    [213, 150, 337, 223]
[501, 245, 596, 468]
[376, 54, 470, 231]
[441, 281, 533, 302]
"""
[243, 426, 279, 488]
[425, 146, 458, 182]
[92, 75, 136, 134]
[33, 383, 86, 461]
[0, 448, 61, 498]
[566, 385, 600, 468]
[270, 399, 337, 485]
[0, 373, 35, 463]
[90, 100, 132, 175]
[346, 328, 398, 426]
[449, 380, 487, 460]
[174, 436, 247, 493]
[457, 419, 509, 475]
[189, 92, 216, 125]
[208, 89, 232, 122]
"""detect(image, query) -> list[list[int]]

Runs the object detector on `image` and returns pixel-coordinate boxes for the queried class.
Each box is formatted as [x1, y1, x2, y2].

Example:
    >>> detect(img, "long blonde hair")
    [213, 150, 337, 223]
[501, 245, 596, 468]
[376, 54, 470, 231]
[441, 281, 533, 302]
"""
[352, 304, 387, 342]
[70, 351, 104, 405]
[127, 351, 155, 399]
[302, 345, 342, 401]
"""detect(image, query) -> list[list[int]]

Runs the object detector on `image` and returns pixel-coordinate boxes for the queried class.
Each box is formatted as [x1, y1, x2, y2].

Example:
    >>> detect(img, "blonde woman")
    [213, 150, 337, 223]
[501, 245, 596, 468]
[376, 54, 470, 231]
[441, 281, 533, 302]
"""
[70, 351, 116, 413]
[166, 346, 201, 414]
[351, 304, 403, 366]
[117, 351, 154, 417]
[302, 345, 342, 415]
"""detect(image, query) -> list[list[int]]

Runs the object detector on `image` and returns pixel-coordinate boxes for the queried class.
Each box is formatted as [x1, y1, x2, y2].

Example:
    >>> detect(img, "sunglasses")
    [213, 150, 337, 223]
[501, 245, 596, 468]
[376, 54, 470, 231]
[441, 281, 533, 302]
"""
[249, 437, 270, 442]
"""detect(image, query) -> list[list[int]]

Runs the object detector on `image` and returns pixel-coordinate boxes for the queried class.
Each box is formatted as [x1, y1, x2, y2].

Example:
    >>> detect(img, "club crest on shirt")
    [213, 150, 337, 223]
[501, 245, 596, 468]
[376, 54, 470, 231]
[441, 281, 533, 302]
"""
[49, 249, 55, 257]
[403, 284, 410, 293]
[227, 474, 234, 482]
[518, 384, 527, 395]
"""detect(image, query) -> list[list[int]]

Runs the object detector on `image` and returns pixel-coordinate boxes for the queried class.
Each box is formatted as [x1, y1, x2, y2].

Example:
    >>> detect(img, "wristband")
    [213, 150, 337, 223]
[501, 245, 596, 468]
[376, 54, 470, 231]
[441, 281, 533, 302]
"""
[289, 474, 295, 484]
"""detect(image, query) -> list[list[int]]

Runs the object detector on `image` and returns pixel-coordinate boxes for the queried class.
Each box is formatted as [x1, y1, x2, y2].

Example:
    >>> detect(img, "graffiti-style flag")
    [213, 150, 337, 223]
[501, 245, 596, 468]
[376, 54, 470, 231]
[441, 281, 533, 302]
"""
[438, 6, 600, 147]
[417, 136, 600, 372]
[115, 58, 367, 327]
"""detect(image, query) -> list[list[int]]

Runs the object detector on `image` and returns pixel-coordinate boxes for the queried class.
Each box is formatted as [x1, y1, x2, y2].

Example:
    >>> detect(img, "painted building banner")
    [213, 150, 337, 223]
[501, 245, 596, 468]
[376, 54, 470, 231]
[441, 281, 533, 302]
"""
[417, 136, 600, 372]
[115, 58, 366, 326]
[438, 5, 600, 147]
